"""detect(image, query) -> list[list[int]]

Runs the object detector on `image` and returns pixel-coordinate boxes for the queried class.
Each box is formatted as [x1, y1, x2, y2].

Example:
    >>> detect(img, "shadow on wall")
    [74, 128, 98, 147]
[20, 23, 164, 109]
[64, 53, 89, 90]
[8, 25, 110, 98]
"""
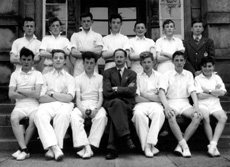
[0, 62, 13, 103]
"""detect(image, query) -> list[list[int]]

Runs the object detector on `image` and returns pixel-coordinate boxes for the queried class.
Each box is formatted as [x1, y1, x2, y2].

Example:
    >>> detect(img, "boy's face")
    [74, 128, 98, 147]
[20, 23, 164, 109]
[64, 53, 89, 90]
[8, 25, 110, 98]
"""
[134, 23, 146, 38]
[49, 21, 61, 36]
[52, 52, 66, 70]
[20, 55, 34, 72]
[83, 58, 96, 74]
[23, 21, 35, 36]
[141, 57, 154, 73]
[201, 62, 214, 77]
[191, 22, 204, 36]
[81, 16, 93, 31]
[110, 18, 122, 33]
[173, 55, 186, 71]
[114, 50, 126, 68]
[163, 22, 175, 36]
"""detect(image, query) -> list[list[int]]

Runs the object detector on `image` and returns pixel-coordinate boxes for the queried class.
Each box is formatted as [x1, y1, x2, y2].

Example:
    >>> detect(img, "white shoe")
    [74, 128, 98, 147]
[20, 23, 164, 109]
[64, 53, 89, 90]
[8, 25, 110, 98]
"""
[144, 144, 153, 158]
[83, 145, 93, 159]
[77, 147, 85, 157]
[174, 144, 183, 156]
[207, 144, 216, 157]
[16, 152, 30, 161]
[214, 147, 220, 157]
[45, 149, 54, 160]
[12, 150, 21, 159]
[151, 146, 159, 156]
[53, 146, 64, 161]
[182, 147, 191, 158]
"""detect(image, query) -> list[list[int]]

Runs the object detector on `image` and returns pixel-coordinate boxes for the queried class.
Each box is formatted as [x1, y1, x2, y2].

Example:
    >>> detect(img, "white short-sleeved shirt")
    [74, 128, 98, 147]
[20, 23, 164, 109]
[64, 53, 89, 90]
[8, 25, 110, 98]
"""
[9, 68, 43, 104]
[102, 33, 130, 53]
[75, 71, 103, 102]
[41, 69, 75, 98]
[195, 73, 226, 103]
[40, 34, 71, 65]
[155, 35, 185, 55]
[129, 36, 155, 59]
[160, 69, 196, 100]
[156, 36, 185, 74]
[10, 35, 41, 70]
[70, 29, 103, 76]
[136, 69, 161, 96]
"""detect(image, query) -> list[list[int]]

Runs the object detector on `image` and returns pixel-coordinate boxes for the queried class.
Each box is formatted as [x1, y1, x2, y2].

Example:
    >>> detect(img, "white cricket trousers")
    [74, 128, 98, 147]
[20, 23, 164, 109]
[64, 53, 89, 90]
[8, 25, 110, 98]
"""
[132, 102, 165, 151]
[71, 101, 107, 148]
[34, 101, 74, 150]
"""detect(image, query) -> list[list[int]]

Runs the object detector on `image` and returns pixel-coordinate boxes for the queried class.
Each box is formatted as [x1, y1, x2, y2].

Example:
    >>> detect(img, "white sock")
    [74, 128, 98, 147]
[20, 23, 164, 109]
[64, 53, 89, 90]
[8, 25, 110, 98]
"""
[210, 141, 217, 147]
[179, 139, 188, 149]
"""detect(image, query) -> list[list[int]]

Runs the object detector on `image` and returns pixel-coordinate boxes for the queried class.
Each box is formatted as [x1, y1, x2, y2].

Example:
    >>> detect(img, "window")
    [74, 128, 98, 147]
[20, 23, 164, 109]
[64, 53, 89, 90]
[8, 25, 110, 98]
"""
[159, 0, 184, 39]
[42, 0, 68, 37]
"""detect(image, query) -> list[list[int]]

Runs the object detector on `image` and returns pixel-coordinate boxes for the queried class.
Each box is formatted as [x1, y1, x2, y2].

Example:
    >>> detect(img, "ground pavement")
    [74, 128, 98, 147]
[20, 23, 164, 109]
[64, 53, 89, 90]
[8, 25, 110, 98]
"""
[0, 149, 230, 167]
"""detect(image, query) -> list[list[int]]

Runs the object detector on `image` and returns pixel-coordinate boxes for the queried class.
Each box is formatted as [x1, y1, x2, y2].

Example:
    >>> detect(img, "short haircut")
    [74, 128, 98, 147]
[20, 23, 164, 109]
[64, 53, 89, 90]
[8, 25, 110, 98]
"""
[82, 51, 98, 63]
[192, 19, 203, 27]
[140, 51, 154, 63]
[162, 19, 175, 28]
[109, 13, 122, 23]
[20, 47, 35, 59]
[23, 17, 35, 25]
[172, 51, 186, 60]
[113, 48, 127, 57]
[48, 17, 62, 27]
[80, 12, 93, 20]
[134, 22, 146, 29]
[200, 56, 215, 67]
[51, 49, 66, 59]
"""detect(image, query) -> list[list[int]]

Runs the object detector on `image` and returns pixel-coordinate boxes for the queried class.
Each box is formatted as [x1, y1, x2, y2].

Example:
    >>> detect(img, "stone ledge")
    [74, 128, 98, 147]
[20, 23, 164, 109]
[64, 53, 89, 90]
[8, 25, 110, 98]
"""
[206, 12, 230, 24]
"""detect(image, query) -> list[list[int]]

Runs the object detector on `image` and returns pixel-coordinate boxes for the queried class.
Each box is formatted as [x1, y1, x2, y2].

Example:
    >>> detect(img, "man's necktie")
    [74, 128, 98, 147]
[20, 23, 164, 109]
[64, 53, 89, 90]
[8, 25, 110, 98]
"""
[118, 68, 122, 83]
[195, 37, 200, 44]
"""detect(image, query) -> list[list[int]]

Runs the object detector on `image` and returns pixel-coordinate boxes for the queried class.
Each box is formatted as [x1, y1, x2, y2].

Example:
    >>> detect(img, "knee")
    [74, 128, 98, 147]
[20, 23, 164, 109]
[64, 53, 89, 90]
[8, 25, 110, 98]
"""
[10, 115, 19, 125]
[192, 115, 201, 126]
[218, 114, 227, 124]
[203, 115, 210, 124]
[133, 110, 145, 120]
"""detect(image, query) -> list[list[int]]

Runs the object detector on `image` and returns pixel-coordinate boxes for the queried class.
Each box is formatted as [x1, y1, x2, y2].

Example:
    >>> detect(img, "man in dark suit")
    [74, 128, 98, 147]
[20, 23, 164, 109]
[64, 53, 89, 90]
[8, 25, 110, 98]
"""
[103, 48, 137, 159]
[184, 19, 215, 76]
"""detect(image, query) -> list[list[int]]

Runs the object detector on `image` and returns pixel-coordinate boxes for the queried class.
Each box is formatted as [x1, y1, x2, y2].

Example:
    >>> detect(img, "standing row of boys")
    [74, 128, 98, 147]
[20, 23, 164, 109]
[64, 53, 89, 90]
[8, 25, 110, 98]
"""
[9, 12, 227, 161]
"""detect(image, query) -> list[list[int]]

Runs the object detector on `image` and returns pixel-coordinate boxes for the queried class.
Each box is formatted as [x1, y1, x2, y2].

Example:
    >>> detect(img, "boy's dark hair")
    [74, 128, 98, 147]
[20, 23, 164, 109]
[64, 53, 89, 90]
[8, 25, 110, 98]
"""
[191, 19, 203, 27]
[82, 51, 98, 63]
[109, 13, 122, 23]
[23, 17, 35, 25]
[140, 51, 154, 63]
[48, 17, 62, 27]
[200, 56, 215, 67]
[51, 49, 66, 59]
[134, 22, 146, 29]
[113, 48, 127, 58]
[80, 12, 93, 20]
[162, 19, 175, 28]
[172, 51, 186, 60]
[20, 47, 35, 59]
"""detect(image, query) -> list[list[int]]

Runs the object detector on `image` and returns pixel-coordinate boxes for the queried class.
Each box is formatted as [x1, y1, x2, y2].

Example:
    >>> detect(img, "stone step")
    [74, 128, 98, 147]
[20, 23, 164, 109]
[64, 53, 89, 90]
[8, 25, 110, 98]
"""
[0, 138, 18, 151]
[218, 135, 230, 149]
[222, 123, 230, 136]
[0, 103, 14, 114]
[0, 126, 14, 139]
[0, 113, 10, 126]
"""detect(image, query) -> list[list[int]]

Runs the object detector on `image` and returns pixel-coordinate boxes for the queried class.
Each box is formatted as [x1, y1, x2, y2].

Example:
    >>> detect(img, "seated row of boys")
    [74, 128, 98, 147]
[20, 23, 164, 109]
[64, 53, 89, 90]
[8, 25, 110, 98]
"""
[9, 47, 227, 161]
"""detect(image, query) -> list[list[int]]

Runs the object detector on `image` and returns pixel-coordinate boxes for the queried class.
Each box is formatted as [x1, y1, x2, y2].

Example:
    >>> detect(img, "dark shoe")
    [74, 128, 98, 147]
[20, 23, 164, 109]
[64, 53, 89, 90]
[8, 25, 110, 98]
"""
[126, 137, 136, 150]
[105, 151, 118, 160]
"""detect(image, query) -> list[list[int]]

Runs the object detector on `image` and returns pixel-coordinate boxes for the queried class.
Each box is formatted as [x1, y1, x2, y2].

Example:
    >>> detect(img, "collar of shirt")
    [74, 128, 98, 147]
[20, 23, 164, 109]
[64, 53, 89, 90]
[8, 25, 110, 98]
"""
[141, 69, 155, 77]
[172, 69, 186, 76]
[199, 72, 217, 79]
[193, 35, 202, 40]
[162, 35, 176, 41]
[23, 34, 37, 41]
[82, 27, 93, 34]
[117, 67, 125, 75]
[52, 68, 65, 76]
[135, 36, 146, 41]
[19, 67, 34, 75]
[110, 31, 121, 37]
[82, 71, 97, 78]
[50, 33, 62, 39]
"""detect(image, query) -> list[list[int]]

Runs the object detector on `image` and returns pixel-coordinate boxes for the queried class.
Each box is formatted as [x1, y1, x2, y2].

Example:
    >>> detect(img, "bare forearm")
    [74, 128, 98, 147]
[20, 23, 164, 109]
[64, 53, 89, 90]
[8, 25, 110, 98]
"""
[53, 92, 73, 103]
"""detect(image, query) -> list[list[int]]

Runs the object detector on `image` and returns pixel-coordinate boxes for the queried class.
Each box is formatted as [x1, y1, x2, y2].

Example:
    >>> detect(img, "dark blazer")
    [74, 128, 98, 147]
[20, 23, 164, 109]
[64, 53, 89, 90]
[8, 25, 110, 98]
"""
[184, 36, 215, 75]
[103, 67, 137, 106]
